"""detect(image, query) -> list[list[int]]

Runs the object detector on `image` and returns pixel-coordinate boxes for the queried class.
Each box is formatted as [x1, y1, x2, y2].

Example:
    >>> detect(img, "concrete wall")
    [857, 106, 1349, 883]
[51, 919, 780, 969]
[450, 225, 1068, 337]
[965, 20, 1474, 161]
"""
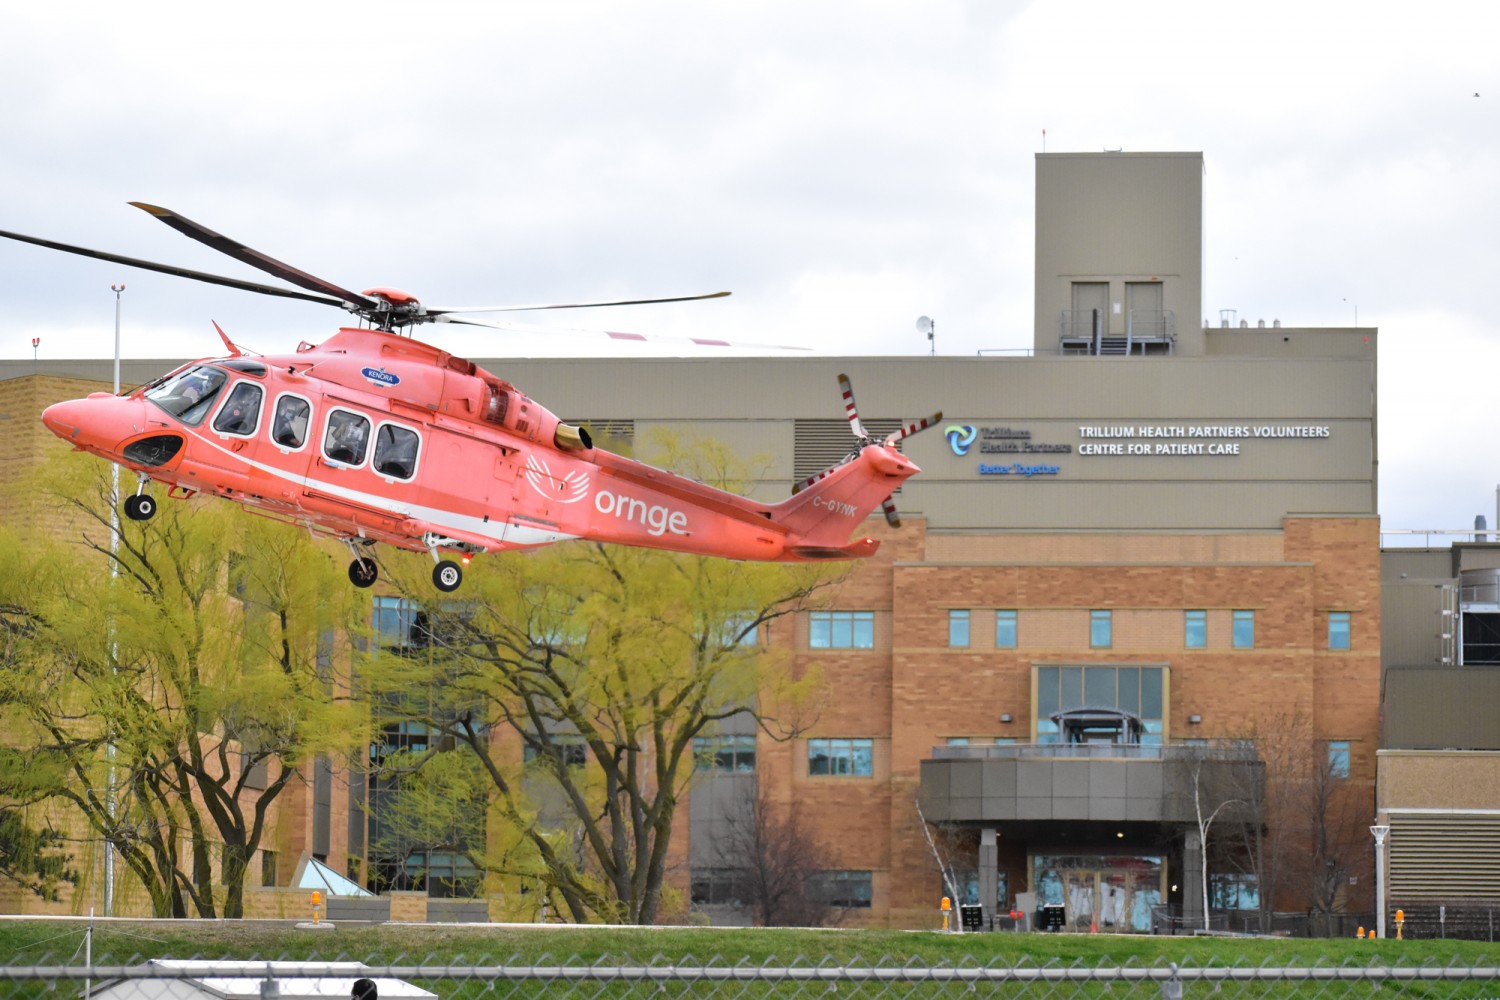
[1033, 152, 1204, 355]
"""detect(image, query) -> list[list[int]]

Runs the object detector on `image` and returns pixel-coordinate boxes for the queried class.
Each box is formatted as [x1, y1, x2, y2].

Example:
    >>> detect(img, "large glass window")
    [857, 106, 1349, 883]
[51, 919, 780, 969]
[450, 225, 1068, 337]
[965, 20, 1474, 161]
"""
[808, 738, 874, 776]
[212, 381, 263, 436]
[1329, 611, 1351, 650]
[808, 870, 872, 908]
[694, 735, 756, 772]
[809, 611, 874, 649]
[271, 394, 312, 449]
[1232, 610, 1255, 649]
[1327, 740, 1350, 778]
[373, 423, 420, 480]
[1090, 610, 1113, 648]
[948, 610, 970, 647]
[1184, 610, 1207, 649]
[995, 610, 1018, 648]
[1035, 666, 1164, 745]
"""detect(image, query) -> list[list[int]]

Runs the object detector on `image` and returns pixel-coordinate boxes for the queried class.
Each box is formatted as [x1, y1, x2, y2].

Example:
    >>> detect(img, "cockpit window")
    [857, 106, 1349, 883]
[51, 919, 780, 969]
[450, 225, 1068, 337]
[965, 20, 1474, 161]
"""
[144, 365, 228, 426]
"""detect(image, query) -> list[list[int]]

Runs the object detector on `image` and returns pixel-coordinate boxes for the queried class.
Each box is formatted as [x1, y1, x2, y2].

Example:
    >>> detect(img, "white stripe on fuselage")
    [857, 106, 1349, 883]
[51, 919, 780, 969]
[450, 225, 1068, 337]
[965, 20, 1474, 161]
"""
[184, 433, 575, 549]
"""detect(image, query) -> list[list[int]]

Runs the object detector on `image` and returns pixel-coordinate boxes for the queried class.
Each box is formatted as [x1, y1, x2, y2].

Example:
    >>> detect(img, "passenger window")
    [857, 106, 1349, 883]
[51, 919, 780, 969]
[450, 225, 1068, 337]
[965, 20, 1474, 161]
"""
[272, 396, 311, 449]
[212, 382, 263, 437]
[324, 410, 371, 465]
[373, 424, 420, 481]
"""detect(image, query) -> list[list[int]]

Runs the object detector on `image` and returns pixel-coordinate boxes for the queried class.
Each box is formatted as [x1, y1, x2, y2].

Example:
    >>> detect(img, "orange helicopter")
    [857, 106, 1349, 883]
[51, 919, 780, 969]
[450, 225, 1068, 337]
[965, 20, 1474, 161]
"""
[4, 203, 940, 592]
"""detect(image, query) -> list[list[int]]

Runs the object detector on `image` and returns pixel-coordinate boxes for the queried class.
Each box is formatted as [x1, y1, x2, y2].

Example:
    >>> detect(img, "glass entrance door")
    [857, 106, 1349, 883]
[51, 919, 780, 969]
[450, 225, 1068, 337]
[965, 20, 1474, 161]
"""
[1033, 855, 1165, 933]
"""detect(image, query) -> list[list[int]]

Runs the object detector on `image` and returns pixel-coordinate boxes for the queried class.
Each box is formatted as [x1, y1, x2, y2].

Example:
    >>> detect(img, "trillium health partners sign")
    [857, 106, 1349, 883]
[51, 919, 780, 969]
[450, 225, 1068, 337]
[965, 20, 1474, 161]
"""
[945, 422, 1336, 478]
[1076, 424, 1331, 456]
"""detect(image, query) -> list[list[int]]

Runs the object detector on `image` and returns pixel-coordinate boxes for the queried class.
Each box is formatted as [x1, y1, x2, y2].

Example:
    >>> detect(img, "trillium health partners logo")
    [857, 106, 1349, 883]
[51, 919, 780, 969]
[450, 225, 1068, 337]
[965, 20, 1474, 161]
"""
[945, 424, 977, 456]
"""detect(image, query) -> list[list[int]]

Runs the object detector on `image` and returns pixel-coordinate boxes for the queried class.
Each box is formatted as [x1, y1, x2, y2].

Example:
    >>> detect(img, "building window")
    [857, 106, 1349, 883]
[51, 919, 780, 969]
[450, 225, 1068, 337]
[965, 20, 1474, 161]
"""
[1035, 665, 1164, 746]
[691, 867, 746, 906]
[945, 737, 970, 746]
[1329, 611, 1351, 650]
[809, 611, 874, 649]
[1209, 873, 1260, 911]
[723, 614, 760, 647]
[1185, 610, 1207, 648]
[1327, 740, 1350, 779]
[808, 870, 873, 908]
[693, 735, 756, 772]
[1232, 610, 1255, 649]
[523, 734, 586, 767]
[808, 738, 874, 776]
[995, 610, 1018, 648]
[1090, 610, 1112, 648]
[948, 610, 970, 647]
[261, 850, 278, 888]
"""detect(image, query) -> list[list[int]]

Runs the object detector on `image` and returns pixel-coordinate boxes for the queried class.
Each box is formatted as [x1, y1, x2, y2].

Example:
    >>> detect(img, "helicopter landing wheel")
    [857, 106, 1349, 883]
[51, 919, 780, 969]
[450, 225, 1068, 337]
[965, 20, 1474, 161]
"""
[124, 493, 156, 521]
[433, 559, 463, 593]
[348, 557, 379, 589]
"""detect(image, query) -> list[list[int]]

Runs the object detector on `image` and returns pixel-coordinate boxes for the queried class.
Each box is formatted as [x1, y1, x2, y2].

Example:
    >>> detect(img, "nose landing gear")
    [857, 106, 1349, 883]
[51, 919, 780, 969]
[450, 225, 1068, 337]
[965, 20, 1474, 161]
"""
[123, 474, 156, 521]
[123, 493, 156, 521]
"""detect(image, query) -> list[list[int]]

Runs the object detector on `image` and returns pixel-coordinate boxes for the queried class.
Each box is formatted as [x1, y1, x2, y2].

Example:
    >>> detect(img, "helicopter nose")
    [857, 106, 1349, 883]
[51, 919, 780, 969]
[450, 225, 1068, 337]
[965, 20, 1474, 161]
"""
[40, 399, 89, 442]
[41, 393, 150, 454]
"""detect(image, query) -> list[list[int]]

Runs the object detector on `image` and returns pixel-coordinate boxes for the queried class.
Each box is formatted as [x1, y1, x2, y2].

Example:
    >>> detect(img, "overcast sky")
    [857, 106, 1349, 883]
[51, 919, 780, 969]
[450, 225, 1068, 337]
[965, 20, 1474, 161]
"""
[2, 0, 1496, 533]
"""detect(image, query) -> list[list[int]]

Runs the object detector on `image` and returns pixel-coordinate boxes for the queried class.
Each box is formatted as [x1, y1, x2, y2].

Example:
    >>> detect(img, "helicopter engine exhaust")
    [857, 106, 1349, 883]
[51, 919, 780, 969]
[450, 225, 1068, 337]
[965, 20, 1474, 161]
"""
[554, 422, 593, 452]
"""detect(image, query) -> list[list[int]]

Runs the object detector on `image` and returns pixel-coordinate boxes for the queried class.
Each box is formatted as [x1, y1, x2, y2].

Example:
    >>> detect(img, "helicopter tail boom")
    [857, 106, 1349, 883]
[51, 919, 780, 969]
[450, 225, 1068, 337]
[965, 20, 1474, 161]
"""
[765, 443, 920, 556]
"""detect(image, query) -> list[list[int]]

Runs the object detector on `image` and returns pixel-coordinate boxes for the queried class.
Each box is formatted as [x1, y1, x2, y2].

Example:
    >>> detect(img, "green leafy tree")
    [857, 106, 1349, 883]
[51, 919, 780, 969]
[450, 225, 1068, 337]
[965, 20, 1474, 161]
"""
[368, 433, 837, 923]
[0, 749, 78, 900]
[0, 455, 366, 917]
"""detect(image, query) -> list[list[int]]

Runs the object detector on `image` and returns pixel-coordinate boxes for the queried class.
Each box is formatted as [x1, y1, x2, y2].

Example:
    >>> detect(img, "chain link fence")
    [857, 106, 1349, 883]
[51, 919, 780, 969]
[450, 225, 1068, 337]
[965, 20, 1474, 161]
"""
[3, 956, 1500, 1000]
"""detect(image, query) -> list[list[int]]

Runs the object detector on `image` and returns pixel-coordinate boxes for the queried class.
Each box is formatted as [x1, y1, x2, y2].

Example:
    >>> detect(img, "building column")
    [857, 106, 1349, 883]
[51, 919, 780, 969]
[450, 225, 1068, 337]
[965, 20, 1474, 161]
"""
[1181, 828, 1203, 930]
[978, 827, 998, 926]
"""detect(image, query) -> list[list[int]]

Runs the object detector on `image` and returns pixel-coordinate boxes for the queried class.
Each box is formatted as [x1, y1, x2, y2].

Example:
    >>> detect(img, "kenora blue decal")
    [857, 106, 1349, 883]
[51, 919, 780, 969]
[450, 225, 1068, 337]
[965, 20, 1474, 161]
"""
[945, 424, 977, 456]
[361, 367, 400, 387]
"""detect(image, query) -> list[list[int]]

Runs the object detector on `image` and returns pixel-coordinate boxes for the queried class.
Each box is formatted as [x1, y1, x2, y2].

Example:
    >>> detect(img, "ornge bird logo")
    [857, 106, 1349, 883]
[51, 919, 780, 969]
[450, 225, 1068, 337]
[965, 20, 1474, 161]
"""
[945, 425, 977, 457]
[524, 455, 590, 503]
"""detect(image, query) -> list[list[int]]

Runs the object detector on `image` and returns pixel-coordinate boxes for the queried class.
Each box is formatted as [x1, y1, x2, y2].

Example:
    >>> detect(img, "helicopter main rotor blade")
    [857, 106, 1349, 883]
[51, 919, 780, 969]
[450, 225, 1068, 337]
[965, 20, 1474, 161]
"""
[426, 290, 731, 316]
[0, 227, 347, 307]
[435, 313, 810, 352]
[129, 202, 380, 311]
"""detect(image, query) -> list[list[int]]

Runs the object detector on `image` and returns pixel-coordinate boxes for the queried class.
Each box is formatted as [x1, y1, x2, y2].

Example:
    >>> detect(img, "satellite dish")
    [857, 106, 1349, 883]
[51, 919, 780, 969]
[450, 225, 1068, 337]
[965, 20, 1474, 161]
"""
[916, 316, 934, 335]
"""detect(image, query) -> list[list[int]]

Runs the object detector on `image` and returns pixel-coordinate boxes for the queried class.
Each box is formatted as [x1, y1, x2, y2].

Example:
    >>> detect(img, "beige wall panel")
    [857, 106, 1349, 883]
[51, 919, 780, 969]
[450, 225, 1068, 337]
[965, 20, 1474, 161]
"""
[1034, 153, 1203, 354]
[909, 481, 1375, 531]
[922, 532, 1285, 564]
[1380, 751, 1500, 810]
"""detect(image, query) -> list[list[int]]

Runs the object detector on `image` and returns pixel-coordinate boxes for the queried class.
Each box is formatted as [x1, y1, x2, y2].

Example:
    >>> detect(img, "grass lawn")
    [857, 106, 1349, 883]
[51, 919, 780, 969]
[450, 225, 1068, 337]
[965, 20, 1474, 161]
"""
[0, 918, 1492, 968]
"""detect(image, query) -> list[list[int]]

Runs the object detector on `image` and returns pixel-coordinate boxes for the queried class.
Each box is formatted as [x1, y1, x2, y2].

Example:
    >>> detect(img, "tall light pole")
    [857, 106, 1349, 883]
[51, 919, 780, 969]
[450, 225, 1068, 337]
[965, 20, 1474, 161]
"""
[104, 283, 125, 916]
[1371, 823, 1390, 938]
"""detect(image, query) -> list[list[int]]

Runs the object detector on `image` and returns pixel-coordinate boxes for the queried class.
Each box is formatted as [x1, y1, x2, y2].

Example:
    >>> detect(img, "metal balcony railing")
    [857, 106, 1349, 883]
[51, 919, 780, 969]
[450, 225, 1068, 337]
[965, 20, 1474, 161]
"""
[930, 741, 1258, 762]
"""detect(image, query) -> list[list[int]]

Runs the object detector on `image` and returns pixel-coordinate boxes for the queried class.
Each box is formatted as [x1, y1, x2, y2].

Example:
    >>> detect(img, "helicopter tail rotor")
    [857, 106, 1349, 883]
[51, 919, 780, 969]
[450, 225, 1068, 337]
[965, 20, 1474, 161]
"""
[790, 374, 941, 530]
